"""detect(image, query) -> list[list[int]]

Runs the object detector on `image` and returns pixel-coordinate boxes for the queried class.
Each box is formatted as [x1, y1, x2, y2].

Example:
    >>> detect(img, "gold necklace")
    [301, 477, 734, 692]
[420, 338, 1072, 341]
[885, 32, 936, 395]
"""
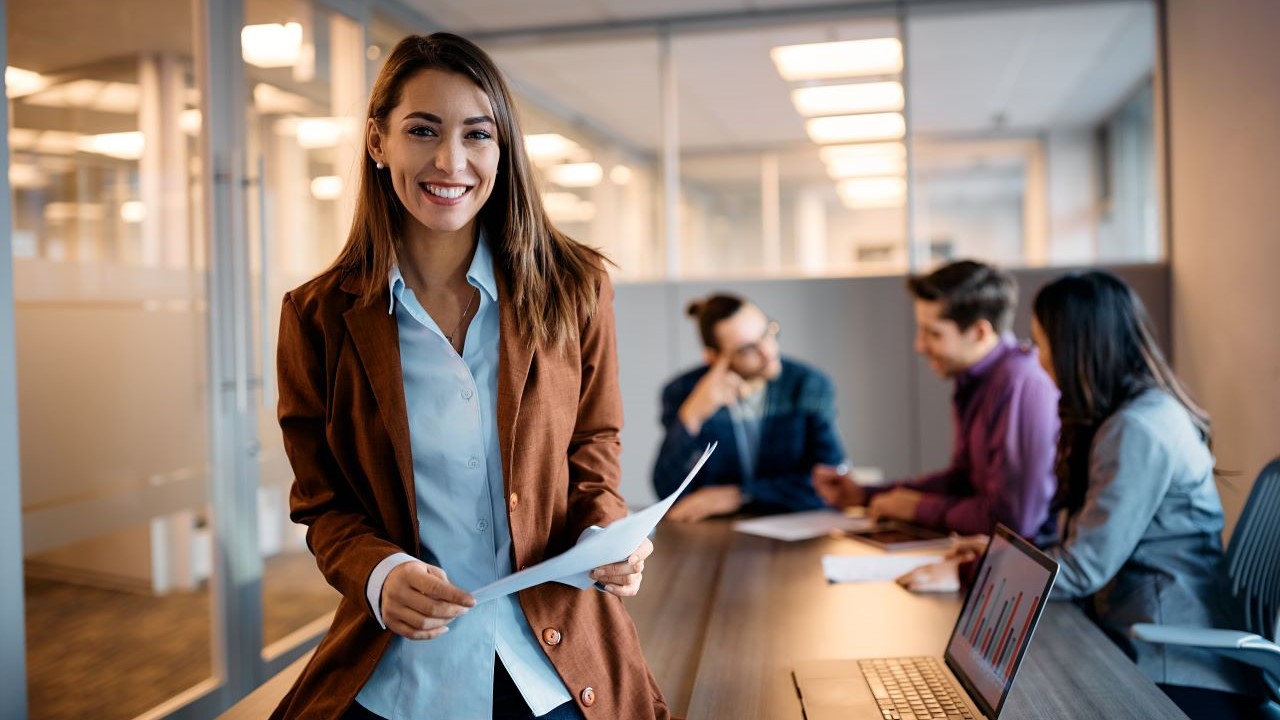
[445, 287, 479, 348]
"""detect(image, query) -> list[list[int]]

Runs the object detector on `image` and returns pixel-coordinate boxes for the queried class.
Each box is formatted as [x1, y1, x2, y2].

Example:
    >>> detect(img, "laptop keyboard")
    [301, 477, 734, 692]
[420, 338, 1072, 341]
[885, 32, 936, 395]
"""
[858, 657, 977, 720]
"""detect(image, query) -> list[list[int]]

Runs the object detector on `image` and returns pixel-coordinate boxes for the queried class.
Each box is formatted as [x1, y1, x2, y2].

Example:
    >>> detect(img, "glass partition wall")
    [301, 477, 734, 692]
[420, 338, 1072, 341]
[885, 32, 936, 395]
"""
[476, 0, 1160, 279]
[8, 0, 378, 717]
[9, 1, 217, 717]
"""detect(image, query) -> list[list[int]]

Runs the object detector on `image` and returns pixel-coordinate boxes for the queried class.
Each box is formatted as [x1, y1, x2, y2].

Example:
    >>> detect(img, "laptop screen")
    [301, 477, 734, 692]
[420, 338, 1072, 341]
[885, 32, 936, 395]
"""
[944, 525, 1058, 718]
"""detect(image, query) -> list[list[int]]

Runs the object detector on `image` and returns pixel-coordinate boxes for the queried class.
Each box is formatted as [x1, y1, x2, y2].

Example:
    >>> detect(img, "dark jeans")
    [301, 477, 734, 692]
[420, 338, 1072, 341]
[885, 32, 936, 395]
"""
[1159, 683, 1270, 720]
[342, 658, 586, 720]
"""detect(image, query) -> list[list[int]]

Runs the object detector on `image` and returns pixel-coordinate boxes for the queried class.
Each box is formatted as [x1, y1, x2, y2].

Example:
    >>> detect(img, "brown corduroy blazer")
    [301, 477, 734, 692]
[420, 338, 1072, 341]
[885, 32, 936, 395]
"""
[269, 264, 669, 719]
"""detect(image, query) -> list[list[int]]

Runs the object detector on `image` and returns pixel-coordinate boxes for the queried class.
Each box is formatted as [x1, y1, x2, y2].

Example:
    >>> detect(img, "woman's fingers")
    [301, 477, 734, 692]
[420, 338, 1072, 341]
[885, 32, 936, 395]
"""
[382, 562, 476, 640]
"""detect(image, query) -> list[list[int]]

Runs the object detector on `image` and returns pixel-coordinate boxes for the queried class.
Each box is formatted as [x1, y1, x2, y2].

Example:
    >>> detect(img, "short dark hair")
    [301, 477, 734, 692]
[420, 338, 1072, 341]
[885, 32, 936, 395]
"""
[686, 293, 746, 350]
[906, 260, 1016, 333]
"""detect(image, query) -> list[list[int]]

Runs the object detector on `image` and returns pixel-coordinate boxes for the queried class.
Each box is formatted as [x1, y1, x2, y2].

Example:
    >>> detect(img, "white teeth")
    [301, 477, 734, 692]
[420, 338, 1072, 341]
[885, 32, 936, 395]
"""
[423, 184, 467, 199]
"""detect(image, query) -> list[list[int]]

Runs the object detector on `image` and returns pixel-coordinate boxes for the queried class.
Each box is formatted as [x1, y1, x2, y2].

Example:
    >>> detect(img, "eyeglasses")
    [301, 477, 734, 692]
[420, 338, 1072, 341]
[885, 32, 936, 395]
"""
[730, 319, 781, 361]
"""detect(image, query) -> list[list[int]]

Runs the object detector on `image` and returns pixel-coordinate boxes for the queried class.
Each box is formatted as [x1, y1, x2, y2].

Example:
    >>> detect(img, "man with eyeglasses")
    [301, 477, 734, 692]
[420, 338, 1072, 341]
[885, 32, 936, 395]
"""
[654, 293, 846, 522]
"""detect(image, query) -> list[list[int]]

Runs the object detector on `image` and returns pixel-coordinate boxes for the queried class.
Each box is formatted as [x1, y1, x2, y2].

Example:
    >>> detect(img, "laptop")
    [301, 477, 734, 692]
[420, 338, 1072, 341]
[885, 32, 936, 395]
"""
[793, 524, 1059, 720]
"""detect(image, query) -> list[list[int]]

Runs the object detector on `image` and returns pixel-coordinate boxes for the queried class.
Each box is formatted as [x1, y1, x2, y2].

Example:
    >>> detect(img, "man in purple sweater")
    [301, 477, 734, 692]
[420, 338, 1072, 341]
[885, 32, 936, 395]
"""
[814, 260, 1060, 544]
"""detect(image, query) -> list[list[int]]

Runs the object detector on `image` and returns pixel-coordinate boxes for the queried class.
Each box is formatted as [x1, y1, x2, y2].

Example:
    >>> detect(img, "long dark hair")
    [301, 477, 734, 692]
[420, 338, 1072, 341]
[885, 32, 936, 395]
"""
[330, 33, 607, 349]
[1033, 271, 1210, 512]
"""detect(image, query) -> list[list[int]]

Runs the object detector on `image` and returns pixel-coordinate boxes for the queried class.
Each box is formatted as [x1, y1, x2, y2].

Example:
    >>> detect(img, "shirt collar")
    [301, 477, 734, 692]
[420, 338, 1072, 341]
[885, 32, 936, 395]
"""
[957, 332, 1018, 385]
[387, 228, 498, 315]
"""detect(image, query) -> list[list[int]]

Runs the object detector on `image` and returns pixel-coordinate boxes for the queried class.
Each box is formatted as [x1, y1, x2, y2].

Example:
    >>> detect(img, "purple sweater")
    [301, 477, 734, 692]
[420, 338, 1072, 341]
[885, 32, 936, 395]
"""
[876, 335, 1060, 543]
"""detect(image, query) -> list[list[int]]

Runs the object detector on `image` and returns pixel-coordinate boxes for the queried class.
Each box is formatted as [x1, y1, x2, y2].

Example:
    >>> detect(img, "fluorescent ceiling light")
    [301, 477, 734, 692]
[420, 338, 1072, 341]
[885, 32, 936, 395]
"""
[294, 118, 348, 148]
[9, 163, 47, 189]
[609, 164, 633, 185]
[120, 200, 146, 224]
[826, 153, 906, 180]
[791, 81, 903, 117]
[77, 131, 145, 160]
[254, 83, 312, 114]
[179, 109, 202, 135]
[22, 79, 140, 113]
[524, 133, 586, 164]
[310, 176, 343, 201]
[243, 22, 304, 68]
[805, 113, 905, 144]
[837, 177, 906, 209]
[546, 162, 603, 188]
[6, 66, 48, 98]
[770, 38, 902, 82]
[44, 202, 105, 222]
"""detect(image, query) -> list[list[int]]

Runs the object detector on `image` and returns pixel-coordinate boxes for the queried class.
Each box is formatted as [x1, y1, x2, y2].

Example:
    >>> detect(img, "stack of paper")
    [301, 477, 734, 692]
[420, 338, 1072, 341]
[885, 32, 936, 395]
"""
[471, 443, 717, 604]
[821, 554, 943, 583]
[733, 509, 876, 542]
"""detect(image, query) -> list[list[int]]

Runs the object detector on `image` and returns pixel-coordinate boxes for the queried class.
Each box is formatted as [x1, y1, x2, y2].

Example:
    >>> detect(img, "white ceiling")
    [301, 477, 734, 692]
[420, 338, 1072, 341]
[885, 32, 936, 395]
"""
[406, 0, 1155, 158]
[403, 0, 887, 34]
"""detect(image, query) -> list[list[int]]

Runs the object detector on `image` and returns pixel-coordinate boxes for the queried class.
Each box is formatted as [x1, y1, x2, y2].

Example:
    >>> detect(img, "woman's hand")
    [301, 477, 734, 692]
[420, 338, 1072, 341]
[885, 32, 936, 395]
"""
[895, 534, 988, 593]
[896, 559, 962, 593]
[589, 538, 654, 597]
[946, 534, 989, 562]
[381, 561, 476, 640]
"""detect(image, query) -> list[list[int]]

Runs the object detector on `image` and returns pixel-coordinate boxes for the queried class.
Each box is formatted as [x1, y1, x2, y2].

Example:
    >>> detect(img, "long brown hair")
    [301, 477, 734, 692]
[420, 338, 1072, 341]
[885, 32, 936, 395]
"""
[330, 33, 607, 349]
[1032, 271, 1211, 512]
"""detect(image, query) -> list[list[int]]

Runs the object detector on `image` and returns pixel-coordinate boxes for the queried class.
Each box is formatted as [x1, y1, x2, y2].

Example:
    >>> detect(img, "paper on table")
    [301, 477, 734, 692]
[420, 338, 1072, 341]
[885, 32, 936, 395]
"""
[471, 442, 717, 604]
[733, 510, 877, 542]
[822, 554, 943, 583]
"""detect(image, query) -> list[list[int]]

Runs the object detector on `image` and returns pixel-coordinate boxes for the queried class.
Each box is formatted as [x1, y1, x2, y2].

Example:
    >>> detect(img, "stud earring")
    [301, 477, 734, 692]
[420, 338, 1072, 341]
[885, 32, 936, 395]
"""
[375, 161, 385, 170]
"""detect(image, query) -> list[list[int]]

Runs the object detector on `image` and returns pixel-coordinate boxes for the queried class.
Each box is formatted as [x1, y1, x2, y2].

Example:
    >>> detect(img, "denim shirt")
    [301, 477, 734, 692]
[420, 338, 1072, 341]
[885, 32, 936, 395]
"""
[355, 236, 571, 717]
[1047, 389, 1249, 694]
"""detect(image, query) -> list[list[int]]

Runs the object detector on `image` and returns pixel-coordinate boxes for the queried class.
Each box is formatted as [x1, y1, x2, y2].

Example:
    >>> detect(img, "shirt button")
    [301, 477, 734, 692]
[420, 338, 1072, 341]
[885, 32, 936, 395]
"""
[477, 519, 489, 532]
[580, 687, 596, 707]
[461, 388, 474, 400]
[542, 627, 562, 646]
[508, 492, 519, 512]
[467, 457, 480, 469]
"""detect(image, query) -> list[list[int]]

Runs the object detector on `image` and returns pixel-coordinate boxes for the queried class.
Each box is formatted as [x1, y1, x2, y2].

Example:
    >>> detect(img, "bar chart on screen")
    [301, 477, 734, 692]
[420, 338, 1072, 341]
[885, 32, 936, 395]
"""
[958, 563, 1041, 683]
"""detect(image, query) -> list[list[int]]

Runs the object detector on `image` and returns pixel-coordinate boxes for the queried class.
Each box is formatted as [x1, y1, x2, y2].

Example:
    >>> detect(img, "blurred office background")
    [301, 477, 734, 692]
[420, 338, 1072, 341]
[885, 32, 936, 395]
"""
[0, 0, 1276, 718]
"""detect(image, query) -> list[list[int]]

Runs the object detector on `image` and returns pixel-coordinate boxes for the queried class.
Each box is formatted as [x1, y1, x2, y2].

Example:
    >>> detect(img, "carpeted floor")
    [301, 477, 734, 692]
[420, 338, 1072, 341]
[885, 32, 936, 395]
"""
[25, 551, 339, 720]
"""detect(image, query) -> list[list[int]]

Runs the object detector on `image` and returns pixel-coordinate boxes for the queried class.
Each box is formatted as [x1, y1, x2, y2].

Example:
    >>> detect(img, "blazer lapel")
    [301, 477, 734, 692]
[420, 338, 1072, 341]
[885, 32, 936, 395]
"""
[341, 279, 416, 519]
[496, 270, 533, 487]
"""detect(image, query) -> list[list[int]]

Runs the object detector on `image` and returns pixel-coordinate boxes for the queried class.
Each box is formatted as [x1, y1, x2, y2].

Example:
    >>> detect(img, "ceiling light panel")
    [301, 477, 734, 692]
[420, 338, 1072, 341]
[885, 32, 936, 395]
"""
[770, 38, 902, 82]
[791, 81, 904, 117]
[805, 113, 905, 144]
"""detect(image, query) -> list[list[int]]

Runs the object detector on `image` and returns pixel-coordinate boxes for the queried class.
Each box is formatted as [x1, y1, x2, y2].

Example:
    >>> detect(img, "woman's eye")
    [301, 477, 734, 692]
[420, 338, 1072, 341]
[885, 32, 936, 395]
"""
[467, 130, 493, 140]
[407, 126, 436, 137]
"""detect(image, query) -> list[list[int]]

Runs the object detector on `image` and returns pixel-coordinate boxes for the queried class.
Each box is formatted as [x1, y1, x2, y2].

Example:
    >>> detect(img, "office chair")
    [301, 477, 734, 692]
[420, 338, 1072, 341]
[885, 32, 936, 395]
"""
[1131, 456, 1280, 717]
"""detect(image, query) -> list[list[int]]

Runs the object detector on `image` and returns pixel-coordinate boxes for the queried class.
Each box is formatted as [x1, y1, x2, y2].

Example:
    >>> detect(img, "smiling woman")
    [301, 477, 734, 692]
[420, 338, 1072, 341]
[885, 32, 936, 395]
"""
[271, 33, 670, 720]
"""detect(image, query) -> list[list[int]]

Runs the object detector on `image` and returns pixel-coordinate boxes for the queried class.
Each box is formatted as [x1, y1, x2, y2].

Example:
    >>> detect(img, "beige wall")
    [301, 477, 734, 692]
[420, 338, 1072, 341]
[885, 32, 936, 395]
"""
[1166, 0, 1280, 535]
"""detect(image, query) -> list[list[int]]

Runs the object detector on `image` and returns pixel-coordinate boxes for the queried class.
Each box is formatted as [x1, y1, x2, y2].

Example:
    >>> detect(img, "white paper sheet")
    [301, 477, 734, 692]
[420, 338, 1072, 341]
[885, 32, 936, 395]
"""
[471, 443, 717, 604]
[821, 554, 944, 583]
[733, 510, 877, 542]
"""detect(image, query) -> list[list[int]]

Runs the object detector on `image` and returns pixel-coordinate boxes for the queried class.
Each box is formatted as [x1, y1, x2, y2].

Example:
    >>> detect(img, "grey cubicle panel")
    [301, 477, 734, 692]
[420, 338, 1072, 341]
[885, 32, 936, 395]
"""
[613, 263, 1170, 507]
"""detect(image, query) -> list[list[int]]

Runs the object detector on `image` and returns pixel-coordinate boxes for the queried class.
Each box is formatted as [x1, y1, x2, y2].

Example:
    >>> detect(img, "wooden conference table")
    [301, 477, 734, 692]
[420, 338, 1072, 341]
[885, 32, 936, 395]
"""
[219, 520, 1188, 719]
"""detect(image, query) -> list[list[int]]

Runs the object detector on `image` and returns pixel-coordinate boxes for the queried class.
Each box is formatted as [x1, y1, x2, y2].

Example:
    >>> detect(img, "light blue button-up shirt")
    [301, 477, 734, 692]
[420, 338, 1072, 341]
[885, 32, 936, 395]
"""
[355, 236, 571, 718]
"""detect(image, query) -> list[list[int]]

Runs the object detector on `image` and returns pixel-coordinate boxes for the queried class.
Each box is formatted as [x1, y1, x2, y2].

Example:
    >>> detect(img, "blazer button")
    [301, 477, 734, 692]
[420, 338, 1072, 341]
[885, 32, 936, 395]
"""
[542, 627, 562, 646]
[509, 492, 519, 512]
[580, 687, 596, 707]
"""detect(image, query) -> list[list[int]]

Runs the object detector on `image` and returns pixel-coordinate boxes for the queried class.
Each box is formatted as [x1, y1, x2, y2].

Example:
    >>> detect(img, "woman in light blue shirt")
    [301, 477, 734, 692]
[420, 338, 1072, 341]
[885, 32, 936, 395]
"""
[272, 34, 667, 720]
[902, 271, 1259, 719]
